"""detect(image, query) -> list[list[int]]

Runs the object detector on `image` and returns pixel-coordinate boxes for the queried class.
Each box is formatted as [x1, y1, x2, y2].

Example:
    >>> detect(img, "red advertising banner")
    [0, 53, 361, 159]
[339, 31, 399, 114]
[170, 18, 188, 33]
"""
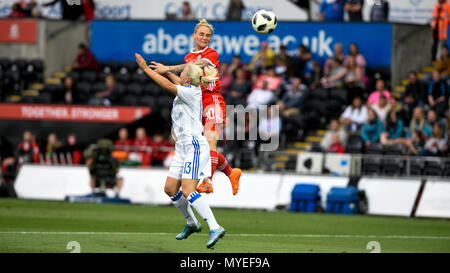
[0, 104, 151, 123]
[0, 19, 37, 43]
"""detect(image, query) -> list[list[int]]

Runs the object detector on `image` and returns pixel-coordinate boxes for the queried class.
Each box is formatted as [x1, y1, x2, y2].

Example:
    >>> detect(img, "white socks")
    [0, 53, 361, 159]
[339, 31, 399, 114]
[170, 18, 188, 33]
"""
[170, 191, 198, 226]
[187, 191, 220, 230]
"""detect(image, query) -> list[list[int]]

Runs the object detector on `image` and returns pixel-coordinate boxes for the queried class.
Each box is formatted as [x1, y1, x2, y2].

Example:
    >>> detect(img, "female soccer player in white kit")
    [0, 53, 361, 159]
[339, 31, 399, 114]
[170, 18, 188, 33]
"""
[135, 53, 226, 248]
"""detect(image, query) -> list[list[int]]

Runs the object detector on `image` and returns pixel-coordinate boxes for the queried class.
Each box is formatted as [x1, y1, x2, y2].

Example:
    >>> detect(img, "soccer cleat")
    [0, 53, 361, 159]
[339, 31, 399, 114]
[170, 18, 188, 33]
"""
[176, 224, 202, 240]
[196, 179, 214, 194]
[229, 168, 241, 195]
[206, 227, 226, 248]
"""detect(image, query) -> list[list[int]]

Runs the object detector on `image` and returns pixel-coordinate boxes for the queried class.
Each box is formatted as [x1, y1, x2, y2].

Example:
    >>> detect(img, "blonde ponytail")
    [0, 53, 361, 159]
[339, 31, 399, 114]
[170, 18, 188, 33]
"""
[194, 19, 214, 35]
[200, 65, 218, 89]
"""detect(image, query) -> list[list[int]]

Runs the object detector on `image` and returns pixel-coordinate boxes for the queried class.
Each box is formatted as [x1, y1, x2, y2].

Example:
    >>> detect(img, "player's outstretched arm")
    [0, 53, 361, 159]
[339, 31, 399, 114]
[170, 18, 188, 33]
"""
[149, 62, 181, 85]
[150, 59, 211, 74]
[135, 53, 177, 95]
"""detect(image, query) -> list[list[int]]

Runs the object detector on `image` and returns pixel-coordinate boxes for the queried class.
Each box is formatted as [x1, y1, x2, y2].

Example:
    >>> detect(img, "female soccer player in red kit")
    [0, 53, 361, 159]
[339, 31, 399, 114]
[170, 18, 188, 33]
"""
[150, 19, 241, 195]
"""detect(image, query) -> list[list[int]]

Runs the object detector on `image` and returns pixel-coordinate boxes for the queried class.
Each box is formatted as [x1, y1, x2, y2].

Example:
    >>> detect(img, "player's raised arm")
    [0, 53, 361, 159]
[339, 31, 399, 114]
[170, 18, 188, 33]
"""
[135, 53, 177, 95]
[149, 62, 181, 85]
[150, 60, 211, 75]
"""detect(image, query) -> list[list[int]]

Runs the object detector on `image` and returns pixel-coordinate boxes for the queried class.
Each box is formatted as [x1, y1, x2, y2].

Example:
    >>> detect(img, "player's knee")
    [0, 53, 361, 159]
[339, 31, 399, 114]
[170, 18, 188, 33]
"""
[181, 185, 195, 197]
[164, 185, 176, 197]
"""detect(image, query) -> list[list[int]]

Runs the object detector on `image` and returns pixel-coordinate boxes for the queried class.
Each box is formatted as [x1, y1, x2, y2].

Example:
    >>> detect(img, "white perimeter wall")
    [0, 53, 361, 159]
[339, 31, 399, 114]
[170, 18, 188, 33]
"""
[13, 165, 450, 218]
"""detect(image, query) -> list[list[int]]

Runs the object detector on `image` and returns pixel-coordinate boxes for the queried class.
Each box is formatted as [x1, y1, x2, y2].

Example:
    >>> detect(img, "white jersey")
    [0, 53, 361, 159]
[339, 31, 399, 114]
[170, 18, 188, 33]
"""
[171, 84, 204, 142]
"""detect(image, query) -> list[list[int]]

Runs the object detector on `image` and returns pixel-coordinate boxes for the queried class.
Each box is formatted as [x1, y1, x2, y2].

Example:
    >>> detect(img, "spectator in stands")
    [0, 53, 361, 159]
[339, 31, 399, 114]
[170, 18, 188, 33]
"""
[421, 123, 448, 156]
[407, 106, 426, 137]
[427, 70, 448, 117]
[220, 63, 234, 96]
[380, 110, 404, 145]
[423, 109, 447, 139]
[434, 44, 450, 77]
[277, 77, 307, 117]
[132, 127, 153, 166]
[341, 96, 368, 133]
[361, 108, 383, 148]
[89, 74, 118, 106]
[321, 57, 346, 88]
[274, 58, 289, 79]
[60, 133, 83, 165]
[60, 76, 79, 104]
[370, 0, 389, 22]
[151, 133, 173, 166]
[324, 43, 345, 75]
[407, 130, 425, 155]
[226, 68, 251, 106]
[73, 43, 100, 72]
[115, 128, 132, 148]
[345, 0, 363, 22]
[229, 55, 248, 77]
[431, 0, 450, 61]
[247, 80, 275, 109]
[179, 1, 196, 20]
[8, 2, 25, 18]
[404, 71, 426, 112]
[371, 95, 390, 125]
[226, 0, 245, 21]
[292, 44, 312, 79]
[258, 105, 282, 146]
[328, 133, 346, 154]
[248, 41, 275, 75]
[45, 133, 61, 163]
[345, 43, 366, 74]
[343, 55, 364, 89]
[275, 45, 293, 77]
[367, 78, 391, 107]
[389, 94, 406, 122]
[306, 61, 323, 90]
[319, 0, 345, 22]
[43, 0, 84, 20]
[320, 119, 347, 151]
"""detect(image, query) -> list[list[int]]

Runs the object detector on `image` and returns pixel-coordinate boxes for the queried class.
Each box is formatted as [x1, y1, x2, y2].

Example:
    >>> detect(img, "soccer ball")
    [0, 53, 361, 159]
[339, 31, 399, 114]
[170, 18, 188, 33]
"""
[251, 9, 277, 34]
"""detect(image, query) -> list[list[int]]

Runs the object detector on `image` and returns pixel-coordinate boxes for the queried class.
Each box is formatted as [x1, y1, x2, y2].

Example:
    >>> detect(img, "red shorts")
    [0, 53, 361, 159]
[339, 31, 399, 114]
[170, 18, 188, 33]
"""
[202, 92, 226, 132]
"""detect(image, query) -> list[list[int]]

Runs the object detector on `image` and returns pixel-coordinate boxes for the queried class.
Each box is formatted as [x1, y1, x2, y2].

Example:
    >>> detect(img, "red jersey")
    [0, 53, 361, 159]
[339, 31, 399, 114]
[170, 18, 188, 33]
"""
[184, 47, 221, 93]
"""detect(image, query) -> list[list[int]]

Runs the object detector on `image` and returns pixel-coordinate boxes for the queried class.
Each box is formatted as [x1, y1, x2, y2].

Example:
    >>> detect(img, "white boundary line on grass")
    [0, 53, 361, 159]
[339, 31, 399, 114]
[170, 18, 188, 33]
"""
[1, 231, 450, 240]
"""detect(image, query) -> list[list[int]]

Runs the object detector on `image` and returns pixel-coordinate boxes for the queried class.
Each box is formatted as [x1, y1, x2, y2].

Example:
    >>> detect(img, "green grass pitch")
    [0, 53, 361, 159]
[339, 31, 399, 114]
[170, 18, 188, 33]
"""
[0, 198, 449, 253]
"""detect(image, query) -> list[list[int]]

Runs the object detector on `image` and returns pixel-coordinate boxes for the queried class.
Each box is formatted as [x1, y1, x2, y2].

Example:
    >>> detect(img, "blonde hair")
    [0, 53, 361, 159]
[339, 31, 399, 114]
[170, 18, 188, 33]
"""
[186, 64, 218, 88]
[194, 19, 214, 35]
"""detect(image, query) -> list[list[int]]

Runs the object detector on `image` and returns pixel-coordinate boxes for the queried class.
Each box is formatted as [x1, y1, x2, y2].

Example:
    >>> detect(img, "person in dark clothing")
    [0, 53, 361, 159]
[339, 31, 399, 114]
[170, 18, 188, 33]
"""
[73, 43, 100, 72]
[345, 0, 363, 22]
[226, 0, 245, 21]
[88, 139, 123, 196]
[370, 0, 389, 22]
[404, 71, 426, 122]
[43, 0, 84, 20]
[404, 71, 426, 107]
[428, 70, 448, 117]
[226, 68, 251, 106]
[59, 76, 80, 104]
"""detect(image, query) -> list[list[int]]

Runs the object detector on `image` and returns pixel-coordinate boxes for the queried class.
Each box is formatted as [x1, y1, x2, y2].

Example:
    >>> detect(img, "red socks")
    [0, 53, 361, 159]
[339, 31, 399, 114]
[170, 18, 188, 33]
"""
[216, 151, 232, 177]
[208, 150, 218, 180]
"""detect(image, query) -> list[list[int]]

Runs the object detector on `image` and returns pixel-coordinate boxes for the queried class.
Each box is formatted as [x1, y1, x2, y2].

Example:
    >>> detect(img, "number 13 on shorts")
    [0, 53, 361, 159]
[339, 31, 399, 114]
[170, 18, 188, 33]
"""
[184, 162, 192, 174]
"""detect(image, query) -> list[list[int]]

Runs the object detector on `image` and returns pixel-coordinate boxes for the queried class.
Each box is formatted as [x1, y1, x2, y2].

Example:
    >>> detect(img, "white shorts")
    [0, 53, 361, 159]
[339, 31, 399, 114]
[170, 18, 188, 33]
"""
[168, 135, 211, 181]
